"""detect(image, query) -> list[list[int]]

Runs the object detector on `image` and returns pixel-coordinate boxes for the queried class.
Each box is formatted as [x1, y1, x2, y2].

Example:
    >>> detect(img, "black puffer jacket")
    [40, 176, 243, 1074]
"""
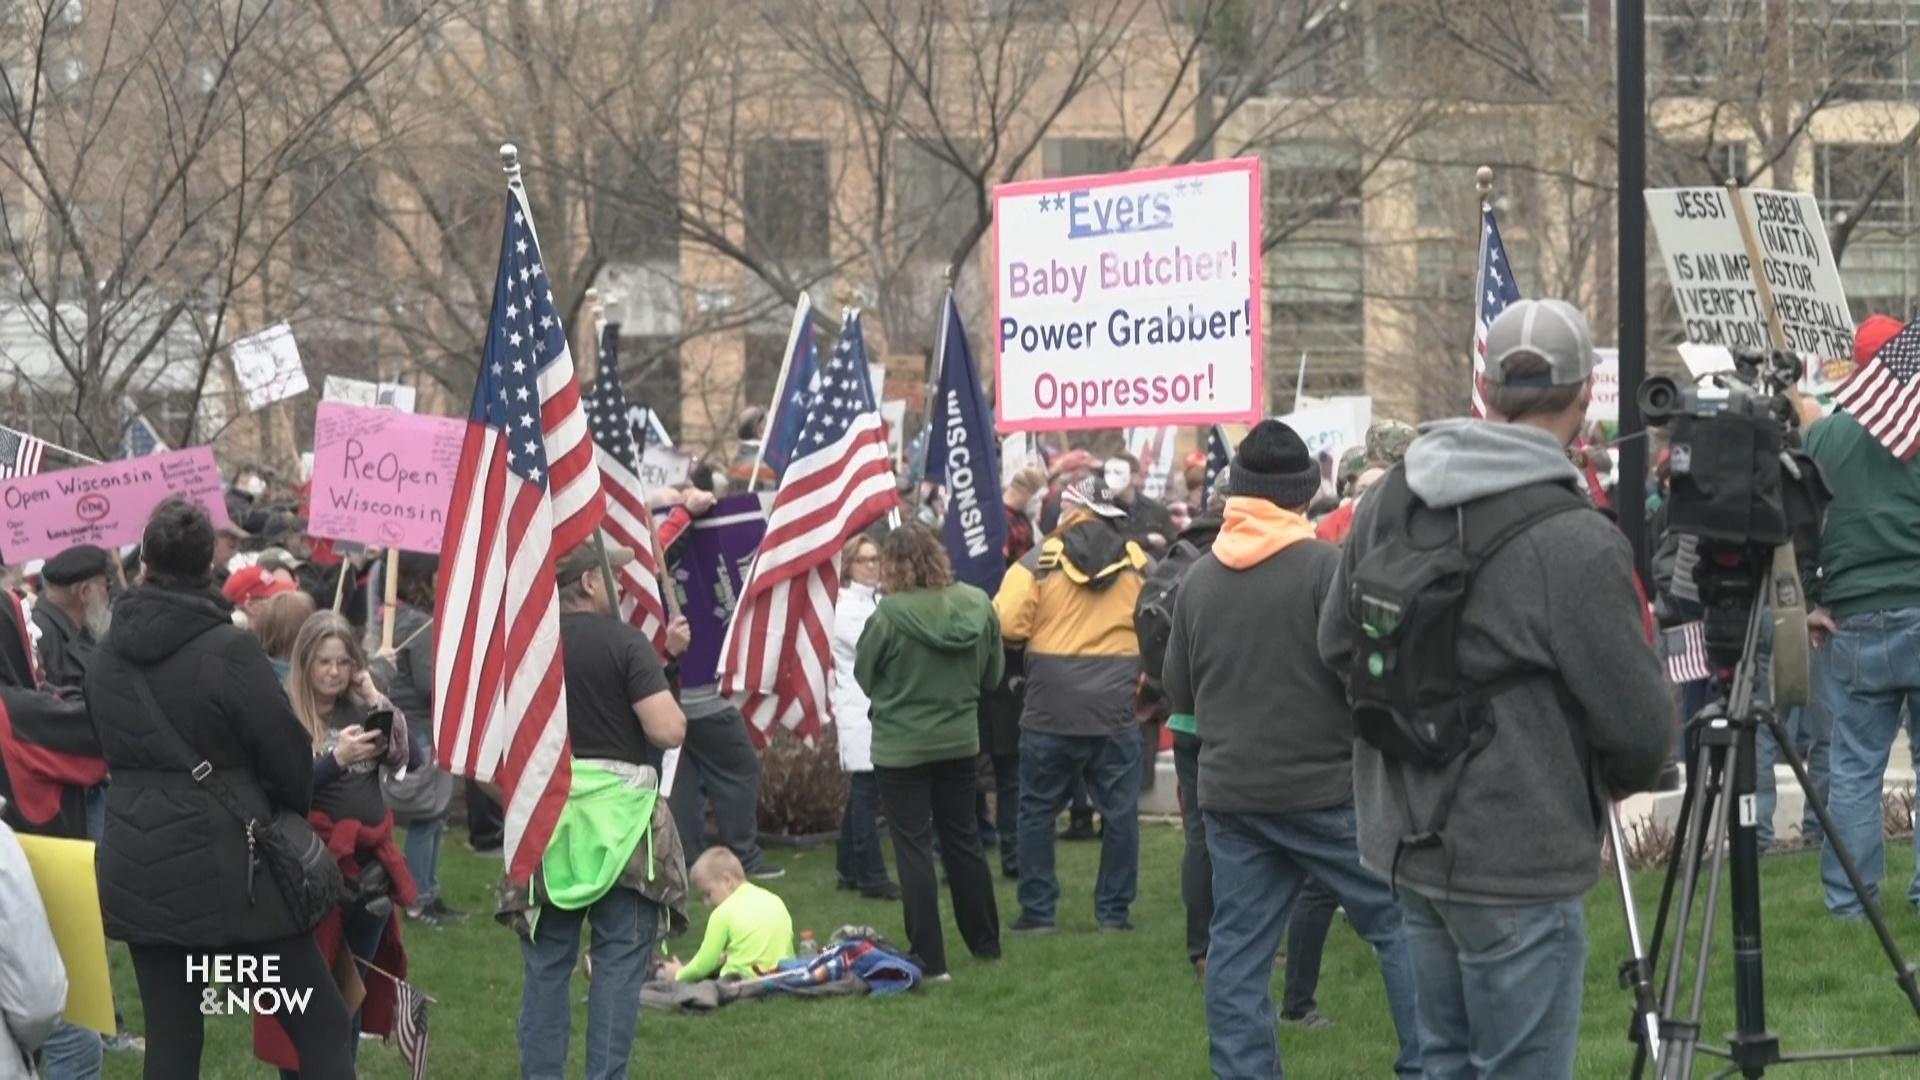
[84, 584, 315, 947]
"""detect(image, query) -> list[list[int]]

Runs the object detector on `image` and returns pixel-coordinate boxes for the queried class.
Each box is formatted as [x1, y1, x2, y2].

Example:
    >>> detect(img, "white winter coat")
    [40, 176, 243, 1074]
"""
[830, 582, 879, 772]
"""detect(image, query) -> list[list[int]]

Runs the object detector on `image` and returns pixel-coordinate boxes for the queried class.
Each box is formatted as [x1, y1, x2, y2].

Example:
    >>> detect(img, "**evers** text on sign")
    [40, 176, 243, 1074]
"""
[307, 401, 464, 553]
[0, 447, 231, 563]
[993, 158, 1263, 431]
[1646, 186, 1854, 363]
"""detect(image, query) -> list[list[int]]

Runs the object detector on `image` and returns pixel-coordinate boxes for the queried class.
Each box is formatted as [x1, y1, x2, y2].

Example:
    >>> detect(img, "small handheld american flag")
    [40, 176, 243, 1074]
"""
[719, 310, 898, 745]
[0, 426, 48, 478]
[584, 323, 670, 651]
[390, 976, 431, 1080]
[1833, 317, 1920, 460]
[432, 159, 604, 887]
[1473, 204, 1523, 418]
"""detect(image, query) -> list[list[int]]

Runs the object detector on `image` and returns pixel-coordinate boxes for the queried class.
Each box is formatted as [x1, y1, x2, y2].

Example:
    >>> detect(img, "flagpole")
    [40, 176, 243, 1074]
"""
[912, 269, 955, 498]
[1293, 349, 1308, 407]
[1472, 167, 1495, 415]
[747, 293, 812, 494]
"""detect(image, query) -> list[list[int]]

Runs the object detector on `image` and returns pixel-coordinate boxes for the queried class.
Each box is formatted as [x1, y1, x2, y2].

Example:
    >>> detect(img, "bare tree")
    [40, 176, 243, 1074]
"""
[0, 0, 435, 454]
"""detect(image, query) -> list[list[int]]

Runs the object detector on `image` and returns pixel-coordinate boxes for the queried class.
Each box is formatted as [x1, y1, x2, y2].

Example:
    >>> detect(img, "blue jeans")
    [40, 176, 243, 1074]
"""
[1755, 703, 1830, 850]
[1202, 804, 1422, 1078]
[836, 770, 891, 890]
[38, 1023, 102, 1080]
[1400, 891, 1587, 1080]
[1818, 607, 1920, 917]
[1016, 729, 1140, 926]
[518, 889, 659, 1080]
[403, 816, 445, 904]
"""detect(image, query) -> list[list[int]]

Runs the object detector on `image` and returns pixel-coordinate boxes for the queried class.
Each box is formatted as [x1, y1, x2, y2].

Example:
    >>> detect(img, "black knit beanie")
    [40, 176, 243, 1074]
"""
[1229, 420, 1321, 509]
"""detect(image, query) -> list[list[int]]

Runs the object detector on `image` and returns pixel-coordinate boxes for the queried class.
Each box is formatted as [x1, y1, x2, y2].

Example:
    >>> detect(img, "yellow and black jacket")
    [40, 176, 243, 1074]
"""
[992, 513, 1148, 737]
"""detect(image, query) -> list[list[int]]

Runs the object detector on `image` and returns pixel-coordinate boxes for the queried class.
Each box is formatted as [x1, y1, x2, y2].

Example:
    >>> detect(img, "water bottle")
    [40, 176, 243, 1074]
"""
[797, 930, 819, 958]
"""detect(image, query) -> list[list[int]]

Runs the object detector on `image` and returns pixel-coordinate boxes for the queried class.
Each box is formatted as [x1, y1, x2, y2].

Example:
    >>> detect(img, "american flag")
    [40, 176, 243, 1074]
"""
[118, 414, 166, 459]
[1664, 620, 1711, 684]
[390, 977, 431, 1080]
[1834, 317, 1920, 459]
[1473, 204, 1523, 418]
[432, 182, 604, 886]
[0, 427, 47, 478]
[584, 322, 669, 651]
[1202, 424, 1231, 505]
[719, 311, 898, 745]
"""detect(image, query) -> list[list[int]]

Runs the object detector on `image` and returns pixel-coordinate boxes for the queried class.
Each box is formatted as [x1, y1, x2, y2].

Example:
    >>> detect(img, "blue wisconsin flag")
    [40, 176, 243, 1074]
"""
[762, 293, 822, 482]
[924, 292, 1007, 593]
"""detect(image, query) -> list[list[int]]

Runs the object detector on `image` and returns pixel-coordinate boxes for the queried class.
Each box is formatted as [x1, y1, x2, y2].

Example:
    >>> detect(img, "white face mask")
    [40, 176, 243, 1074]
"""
[239, 475, 266, 497]
[1103, 461, 1132, 493]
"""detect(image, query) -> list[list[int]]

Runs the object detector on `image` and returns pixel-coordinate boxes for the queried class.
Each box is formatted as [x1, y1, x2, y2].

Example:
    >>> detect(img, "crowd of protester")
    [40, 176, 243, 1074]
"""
[2, 299, 1916, 1080]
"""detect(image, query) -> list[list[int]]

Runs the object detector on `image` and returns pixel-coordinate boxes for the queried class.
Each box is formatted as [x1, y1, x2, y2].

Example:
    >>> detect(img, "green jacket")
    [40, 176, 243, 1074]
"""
[1808, 412, 1920, 617]
[854, 584, 1004, 768]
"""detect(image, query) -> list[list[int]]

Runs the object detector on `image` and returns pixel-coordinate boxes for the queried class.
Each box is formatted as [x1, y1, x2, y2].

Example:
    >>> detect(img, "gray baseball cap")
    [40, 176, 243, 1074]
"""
[1484, 299, 1597, 388]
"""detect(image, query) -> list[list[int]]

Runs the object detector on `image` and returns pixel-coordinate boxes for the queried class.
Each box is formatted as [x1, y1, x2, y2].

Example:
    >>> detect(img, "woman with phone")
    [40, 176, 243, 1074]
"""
[259, 611, 421, 1077]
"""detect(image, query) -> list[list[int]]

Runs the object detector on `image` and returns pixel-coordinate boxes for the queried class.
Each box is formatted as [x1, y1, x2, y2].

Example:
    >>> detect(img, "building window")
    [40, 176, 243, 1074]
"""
[894, 139, 977, 261]
[1269, 4, 1366, 97]
[1042, 137, 1130, 179]
[1833, 238, 1920, 324]
[1267, 142, 1362, 228]
[982, 0, 1069, 21]
[291, 155, 376, 292]
[744, 140, 830, 266]
[1821, 5, 1912, 101]
[593, 140, 679, 266]
[1816, 143, 1912, 230]
[743, 331, 789, 421]
[621, 333, 682, 442]
[1267, 239, 1364, 404]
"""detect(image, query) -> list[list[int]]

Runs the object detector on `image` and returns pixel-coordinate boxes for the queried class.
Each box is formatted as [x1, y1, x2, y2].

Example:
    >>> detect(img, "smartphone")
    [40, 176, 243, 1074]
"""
[363, 709, 394, 740]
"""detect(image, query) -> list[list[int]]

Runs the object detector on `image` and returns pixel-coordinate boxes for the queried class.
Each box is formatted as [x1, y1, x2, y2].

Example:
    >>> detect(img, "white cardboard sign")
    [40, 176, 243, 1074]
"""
[230, 322, 310, 412]
[1645, 187, 1854, 361]
[322, 374, 417, 414]
[993, 158, 1263, 431]
[1124, 425, 1179, 499]
[1589, 348, 1620, 423]
[1278, 396, 1371, 465]
[639, 444, 694, 490]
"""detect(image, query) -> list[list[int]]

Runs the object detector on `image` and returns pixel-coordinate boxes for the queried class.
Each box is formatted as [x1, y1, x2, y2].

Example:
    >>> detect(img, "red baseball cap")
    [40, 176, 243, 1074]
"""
[223, 565, 298, 606]
[1855, 314, 1904, 365]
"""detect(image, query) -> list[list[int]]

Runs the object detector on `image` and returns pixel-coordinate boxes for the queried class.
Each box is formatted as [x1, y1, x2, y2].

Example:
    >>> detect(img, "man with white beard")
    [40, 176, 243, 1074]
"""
[33, 544, 115, 692]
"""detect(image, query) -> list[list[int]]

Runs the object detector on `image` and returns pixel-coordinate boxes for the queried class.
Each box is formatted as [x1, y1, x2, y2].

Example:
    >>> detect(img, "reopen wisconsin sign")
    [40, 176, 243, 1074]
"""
[992, 158, 1264, 432]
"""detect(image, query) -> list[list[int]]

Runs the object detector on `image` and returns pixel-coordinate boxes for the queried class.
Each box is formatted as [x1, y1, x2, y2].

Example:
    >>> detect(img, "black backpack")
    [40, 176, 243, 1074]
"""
[1134, 537, 1205, 685]
[1342, 467, 1588, 862]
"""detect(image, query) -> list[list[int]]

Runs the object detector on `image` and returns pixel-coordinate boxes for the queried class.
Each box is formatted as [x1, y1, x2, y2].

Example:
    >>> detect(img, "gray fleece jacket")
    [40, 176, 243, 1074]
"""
[1318, 419, 1672, 903]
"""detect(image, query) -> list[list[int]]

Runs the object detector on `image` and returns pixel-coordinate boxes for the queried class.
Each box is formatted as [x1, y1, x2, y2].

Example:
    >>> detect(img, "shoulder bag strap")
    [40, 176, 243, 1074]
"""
[123, 665, 262, 830]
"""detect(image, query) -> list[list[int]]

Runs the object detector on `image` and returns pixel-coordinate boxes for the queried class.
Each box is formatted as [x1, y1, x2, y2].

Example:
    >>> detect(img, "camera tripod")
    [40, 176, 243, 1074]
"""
[1615, 582, 1920, 1079]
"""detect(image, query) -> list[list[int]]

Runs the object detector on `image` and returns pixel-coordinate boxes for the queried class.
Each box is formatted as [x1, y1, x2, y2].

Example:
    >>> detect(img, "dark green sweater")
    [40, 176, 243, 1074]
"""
[1808, 412, 1920, 617]
[854, 584, 1005, 768]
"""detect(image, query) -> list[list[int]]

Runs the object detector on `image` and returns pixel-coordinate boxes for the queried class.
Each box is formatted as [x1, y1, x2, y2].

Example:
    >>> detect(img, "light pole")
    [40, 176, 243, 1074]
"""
[1617, 0, 1649, 570]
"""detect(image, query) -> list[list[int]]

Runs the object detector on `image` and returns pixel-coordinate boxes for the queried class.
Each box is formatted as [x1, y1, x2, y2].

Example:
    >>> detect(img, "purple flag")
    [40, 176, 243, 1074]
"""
[671, 493, 767, 688]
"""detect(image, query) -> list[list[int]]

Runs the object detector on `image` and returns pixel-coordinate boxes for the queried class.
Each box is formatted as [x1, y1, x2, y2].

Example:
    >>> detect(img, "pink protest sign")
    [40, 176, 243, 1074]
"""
[0, 447, 232, 563]
[992, 157, 1263, 433]
[308, 401, 464, 553]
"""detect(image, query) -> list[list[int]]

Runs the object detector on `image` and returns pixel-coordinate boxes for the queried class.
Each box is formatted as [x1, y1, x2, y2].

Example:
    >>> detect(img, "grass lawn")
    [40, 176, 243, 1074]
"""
[100, 821, 1920, 1078]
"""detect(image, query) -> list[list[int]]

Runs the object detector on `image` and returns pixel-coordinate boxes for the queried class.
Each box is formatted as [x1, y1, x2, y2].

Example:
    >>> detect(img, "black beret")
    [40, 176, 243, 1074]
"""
[42, 544, 112, 587]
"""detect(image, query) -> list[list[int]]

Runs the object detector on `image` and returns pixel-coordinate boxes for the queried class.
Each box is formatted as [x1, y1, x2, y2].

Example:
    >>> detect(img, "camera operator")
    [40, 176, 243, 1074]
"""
[1320, 299, 1672, 1078]
[1801, 315, 1920, 919]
